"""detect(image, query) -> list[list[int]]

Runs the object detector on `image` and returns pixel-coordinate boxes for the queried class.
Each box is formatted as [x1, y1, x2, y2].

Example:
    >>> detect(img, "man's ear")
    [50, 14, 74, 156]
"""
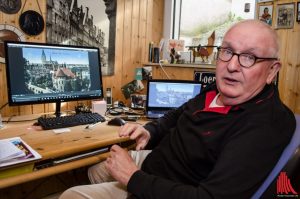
[266, 61, 281, 84]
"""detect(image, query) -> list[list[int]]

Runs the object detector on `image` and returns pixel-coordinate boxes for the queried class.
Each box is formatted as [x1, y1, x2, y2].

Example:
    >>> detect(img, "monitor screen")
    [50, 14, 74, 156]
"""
[147, 79, 202, 109]
[4, 41, 103, 110]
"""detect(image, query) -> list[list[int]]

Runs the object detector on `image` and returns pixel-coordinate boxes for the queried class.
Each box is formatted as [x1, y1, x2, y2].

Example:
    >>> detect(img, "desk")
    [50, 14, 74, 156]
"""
[0, 115, 136, 189]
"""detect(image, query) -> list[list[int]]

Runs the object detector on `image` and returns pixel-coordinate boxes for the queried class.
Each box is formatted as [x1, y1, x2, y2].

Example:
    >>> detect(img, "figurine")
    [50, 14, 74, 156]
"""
[187, 31, 216, 63]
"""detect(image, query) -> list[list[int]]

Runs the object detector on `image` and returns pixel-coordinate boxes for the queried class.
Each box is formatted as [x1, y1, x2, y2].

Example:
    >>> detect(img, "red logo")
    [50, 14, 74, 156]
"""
[276, 172, 298, 197]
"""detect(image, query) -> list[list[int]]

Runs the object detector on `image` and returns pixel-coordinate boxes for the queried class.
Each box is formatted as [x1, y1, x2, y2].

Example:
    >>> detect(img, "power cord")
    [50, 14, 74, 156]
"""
[159, 60, 171, 79]
[0, 102, 8, 111]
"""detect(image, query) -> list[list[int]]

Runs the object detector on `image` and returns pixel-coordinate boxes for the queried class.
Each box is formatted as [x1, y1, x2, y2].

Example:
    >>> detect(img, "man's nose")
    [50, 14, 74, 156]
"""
[227, 54, 241, 72]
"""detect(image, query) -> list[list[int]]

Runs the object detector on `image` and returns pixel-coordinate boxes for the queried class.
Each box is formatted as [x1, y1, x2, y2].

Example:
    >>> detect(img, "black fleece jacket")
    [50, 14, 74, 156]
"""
[127, 84, 296, 199]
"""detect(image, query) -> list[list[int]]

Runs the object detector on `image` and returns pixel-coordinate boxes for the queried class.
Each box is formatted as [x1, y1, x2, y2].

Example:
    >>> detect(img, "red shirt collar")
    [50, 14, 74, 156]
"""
[201, 90, 232, 114]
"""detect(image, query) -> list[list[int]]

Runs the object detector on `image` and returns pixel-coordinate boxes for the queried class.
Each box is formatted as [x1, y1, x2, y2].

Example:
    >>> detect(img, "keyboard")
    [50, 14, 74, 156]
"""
[38, 113, 106, 130]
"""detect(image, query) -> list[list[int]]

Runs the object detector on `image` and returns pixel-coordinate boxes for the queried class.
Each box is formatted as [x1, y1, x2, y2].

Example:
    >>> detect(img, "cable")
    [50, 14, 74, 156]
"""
[0, 102, 8, 111]
[2, 118, 39, 123]
[159, 60, 171, 79]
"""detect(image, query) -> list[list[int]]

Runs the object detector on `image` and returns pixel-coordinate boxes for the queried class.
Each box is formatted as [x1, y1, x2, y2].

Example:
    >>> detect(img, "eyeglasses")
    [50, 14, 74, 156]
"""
[217, 47, 278, 68]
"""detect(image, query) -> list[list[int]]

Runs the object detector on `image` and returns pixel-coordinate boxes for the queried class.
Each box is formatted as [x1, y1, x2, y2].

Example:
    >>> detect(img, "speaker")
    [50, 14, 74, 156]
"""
[153, 47, 160, 63]
[106, 88, 113, 106]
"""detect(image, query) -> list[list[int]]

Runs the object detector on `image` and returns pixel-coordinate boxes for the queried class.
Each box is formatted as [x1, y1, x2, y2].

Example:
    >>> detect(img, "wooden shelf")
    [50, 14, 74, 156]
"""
[144, 63, 216, 69]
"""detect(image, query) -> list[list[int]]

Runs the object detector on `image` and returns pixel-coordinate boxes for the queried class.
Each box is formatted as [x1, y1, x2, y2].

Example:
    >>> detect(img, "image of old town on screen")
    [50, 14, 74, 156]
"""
[4, 41, 104, 116]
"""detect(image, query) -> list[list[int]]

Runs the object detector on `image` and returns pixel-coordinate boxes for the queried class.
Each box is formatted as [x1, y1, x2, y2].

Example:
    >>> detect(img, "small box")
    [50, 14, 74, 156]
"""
[92, 100, 107, 116]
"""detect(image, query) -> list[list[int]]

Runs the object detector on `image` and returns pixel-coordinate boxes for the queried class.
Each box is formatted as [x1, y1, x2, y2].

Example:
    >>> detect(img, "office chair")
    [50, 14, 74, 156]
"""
[251, 114, 300, 199]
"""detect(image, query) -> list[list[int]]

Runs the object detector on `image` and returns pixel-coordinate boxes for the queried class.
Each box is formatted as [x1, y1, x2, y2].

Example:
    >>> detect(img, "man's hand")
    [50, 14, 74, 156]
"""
[105, 145, 139, 186]
[119, 123, 151, 150]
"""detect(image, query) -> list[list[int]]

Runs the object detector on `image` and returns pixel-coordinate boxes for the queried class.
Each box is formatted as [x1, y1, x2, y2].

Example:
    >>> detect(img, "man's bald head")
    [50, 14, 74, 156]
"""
[224, 19, 279, 58]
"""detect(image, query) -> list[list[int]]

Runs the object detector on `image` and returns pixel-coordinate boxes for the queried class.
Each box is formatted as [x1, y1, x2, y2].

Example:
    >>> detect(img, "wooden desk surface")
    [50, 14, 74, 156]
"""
[0, 115, 136, 188]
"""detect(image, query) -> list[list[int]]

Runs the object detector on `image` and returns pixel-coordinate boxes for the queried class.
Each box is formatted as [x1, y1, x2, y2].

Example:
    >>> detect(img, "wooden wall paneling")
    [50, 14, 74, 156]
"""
[278, 29, 293, 108]
[131, 0, 141, 66]
[144, 0, 153, 62]
[277, 30, 288, 101]
[0, 3, 25, 117]
[139, 0, 148, 64]
[103, 0, 125, 102]
[291, 31, 300, 113]
[152, 0, 164, 47]
[275, 0, 300, 114]
[152, 66, 194, 80]
[121, 0, 133, 94]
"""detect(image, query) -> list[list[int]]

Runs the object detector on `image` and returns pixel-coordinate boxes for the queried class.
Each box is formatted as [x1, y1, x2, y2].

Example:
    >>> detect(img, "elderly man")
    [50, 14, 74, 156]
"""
[60, 19, 296, 199]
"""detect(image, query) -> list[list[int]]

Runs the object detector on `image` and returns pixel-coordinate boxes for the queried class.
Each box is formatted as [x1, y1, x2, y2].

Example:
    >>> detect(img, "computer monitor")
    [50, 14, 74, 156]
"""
[4, 41, 104, 117]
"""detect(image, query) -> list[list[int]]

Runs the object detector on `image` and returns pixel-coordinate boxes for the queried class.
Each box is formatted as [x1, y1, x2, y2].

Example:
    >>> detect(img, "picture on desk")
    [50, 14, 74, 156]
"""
[121, 80, 144, 99]
[131, 94, 146, 109]
[22, 48, 92, 94]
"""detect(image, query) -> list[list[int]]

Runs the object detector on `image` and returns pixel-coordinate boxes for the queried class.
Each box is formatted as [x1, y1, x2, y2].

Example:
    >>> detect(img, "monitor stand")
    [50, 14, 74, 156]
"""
[54, 101, 62, 117]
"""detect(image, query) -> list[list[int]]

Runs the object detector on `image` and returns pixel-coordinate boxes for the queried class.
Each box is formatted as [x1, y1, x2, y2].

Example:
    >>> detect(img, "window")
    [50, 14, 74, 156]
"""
[163, 0, 256, 62]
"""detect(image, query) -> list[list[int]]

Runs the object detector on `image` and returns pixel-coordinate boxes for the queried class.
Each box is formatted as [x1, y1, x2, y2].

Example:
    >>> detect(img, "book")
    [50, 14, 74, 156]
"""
[0, 137, 42, 168]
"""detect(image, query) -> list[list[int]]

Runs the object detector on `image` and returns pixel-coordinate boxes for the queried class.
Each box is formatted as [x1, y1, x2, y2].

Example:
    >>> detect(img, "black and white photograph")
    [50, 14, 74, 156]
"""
[46, 0, 116, 76]
[276, 3, 295, 29]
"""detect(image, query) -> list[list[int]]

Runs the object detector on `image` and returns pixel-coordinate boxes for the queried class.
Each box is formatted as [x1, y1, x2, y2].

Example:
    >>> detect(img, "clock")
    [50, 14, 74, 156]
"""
[0, 24, 26, 63]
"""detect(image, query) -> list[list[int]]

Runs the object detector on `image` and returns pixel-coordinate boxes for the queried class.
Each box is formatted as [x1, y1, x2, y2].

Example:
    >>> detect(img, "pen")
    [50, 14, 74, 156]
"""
[85, 121, 102, 129]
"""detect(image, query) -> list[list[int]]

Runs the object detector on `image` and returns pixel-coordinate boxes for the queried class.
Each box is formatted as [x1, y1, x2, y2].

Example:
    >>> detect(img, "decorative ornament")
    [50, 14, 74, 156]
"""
[19, 0, 44, 36]
[0, 0, 22, 14]
[0, 24, 26, 63]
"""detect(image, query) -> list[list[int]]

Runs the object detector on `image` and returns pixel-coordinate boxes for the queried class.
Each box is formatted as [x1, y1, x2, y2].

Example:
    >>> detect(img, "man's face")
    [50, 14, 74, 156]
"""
[216, 23, 278, 105]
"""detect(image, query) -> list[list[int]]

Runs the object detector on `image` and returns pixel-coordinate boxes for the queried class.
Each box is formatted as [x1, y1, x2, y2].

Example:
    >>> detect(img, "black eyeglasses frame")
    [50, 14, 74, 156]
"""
[217, 47, 278, 68]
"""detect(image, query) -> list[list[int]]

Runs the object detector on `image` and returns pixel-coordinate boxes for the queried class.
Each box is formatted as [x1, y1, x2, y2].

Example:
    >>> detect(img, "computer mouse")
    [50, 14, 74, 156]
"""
[107, 117, 126, 126]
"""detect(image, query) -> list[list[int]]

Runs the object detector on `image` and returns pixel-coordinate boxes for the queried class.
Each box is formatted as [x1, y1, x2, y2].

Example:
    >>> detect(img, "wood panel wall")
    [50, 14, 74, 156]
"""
[0, 0, 164, 117]
[272, 0, 300, 113]
[104, 0, 164, 103]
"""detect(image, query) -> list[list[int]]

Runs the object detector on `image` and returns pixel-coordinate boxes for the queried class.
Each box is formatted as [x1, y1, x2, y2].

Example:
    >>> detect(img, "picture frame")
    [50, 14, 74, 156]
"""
[297, 2, 300, 22]
[257, 0, 273, 3]
[275, 3, 295, 29]
[258, 4, 273, 26]
[46, 0, 117, 76]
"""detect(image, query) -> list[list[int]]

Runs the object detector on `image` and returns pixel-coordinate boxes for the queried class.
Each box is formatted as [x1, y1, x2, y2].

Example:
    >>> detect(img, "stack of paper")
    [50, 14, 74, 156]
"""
[0, 137, 41, 167]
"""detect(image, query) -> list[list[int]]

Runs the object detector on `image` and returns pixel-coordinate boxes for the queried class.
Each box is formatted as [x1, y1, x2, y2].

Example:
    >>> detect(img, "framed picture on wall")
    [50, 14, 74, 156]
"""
[258, 4, 273, 26]
[46, 0, 117, 76]
[275, 3, 295, 29]
[297, 2, 300, 22]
